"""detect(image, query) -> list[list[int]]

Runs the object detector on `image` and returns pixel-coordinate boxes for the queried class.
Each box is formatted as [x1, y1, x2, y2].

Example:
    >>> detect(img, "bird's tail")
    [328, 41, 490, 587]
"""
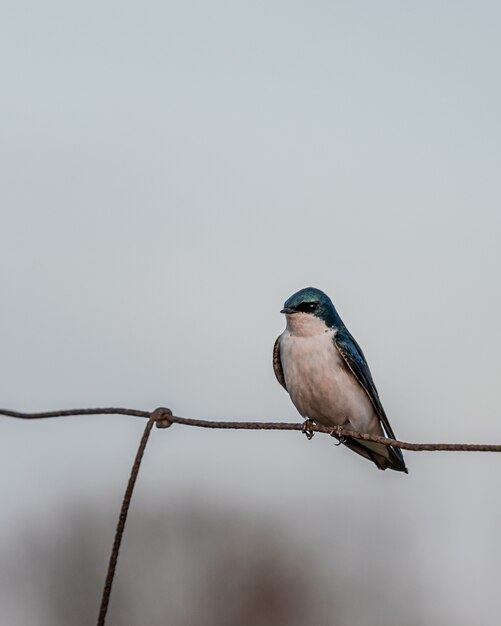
[340, 436, 408, 473]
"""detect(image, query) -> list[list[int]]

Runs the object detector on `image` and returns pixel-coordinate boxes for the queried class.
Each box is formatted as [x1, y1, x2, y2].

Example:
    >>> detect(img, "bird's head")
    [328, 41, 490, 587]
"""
[280, 287, 341, 334]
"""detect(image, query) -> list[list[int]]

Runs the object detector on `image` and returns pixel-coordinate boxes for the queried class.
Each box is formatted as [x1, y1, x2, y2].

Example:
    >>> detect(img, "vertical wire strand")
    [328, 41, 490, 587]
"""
[97, 416, 155, 626]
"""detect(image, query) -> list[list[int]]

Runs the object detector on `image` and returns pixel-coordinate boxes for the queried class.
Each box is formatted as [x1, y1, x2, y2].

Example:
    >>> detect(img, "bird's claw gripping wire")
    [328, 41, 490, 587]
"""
[332, 424, 348, 446]
[302, 419, 316, 440]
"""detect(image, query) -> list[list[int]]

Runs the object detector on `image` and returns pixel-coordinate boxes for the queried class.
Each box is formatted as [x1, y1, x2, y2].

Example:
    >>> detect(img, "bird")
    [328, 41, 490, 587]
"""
[273, 287, 407, 473]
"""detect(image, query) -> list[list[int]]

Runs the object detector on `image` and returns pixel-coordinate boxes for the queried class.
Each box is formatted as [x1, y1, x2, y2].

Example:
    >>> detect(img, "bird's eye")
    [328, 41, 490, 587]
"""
[295, 301, 319, 313]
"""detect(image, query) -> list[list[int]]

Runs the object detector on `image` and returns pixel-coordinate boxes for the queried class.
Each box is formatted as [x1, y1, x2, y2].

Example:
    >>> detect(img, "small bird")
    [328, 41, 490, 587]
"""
[273, 287, 407, 473]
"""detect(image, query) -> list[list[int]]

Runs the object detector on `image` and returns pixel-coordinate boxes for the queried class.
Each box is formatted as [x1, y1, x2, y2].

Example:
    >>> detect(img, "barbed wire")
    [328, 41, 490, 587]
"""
[4, 404, 501, 626]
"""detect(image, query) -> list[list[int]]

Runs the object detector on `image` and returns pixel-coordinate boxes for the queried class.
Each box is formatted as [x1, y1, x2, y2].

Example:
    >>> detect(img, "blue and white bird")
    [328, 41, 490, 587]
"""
[273, 287, 407, 473]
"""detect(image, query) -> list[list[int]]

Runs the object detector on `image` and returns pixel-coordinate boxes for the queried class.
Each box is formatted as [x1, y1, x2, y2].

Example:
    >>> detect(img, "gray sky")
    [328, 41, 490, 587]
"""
[2, 2, 501, 624]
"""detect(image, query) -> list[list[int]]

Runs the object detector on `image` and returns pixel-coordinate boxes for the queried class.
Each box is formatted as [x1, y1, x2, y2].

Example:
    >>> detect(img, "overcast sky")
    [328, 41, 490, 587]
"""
[2, 2, 501, 624]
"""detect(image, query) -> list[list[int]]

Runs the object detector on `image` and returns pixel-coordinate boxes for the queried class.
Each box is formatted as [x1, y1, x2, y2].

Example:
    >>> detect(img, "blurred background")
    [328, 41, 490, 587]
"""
[2, 1, 501, 624]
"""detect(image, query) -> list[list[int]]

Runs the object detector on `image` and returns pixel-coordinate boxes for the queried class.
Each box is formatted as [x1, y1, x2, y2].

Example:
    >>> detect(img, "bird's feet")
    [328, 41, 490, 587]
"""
[331, 424, 348, 446]
[302, 419, 316, 440]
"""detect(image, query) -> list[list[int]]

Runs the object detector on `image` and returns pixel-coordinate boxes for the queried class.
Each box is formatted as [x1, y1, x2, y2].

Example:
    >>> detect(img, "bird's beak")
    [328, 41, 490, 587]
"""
[280, 306, 295, 314]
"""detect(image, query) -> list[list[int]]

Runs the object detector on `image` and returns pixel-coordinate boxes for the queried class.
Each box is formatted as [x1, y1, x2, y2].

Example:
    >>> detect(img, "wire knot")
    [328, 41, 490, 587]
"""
[152, 407, 173, 428]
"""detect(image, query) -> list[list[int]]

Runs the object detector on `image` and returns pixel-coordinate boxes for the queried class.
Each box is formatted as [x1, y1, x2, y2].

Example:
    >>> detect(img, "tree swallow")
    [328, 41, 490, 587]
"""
[273, 287, 407, 473]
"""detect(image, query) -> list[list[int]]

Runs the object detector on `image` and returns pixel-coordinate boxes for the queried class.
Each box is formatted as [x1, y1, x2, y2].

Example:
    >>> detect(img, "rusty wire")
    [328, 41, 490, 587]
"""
[3, 405, 501, 452]
[96, 413, 157, 626]
[4, 404, 501, 626]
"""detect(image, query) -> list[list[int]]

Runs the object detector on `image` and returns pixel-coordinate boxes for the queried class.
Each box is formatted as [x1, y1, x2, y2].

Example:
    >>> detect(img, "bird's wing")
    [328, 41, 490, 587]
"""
[273, 335, 287, 390]
[334, 328, 407, 472]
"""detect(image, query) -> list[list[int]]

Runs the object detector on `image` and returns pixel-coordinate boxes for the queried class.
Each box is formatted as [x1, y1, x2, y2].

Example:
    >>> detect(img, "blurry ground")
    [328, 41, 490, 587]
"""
[3, 502, 335, 626]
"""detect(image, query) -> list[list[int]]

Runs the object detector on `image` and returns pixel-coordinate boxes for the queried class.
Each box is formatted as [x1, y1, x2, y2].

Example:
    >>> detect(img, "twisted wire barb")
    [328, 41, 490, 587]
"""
[3, 405, 501, 452]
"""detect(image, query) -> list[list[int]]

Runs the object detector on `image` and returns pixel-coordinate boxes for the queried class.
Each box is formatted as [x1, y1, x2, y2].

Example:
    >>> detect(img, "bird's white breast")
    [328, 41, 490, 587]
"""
[279, 316, 375, 430]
